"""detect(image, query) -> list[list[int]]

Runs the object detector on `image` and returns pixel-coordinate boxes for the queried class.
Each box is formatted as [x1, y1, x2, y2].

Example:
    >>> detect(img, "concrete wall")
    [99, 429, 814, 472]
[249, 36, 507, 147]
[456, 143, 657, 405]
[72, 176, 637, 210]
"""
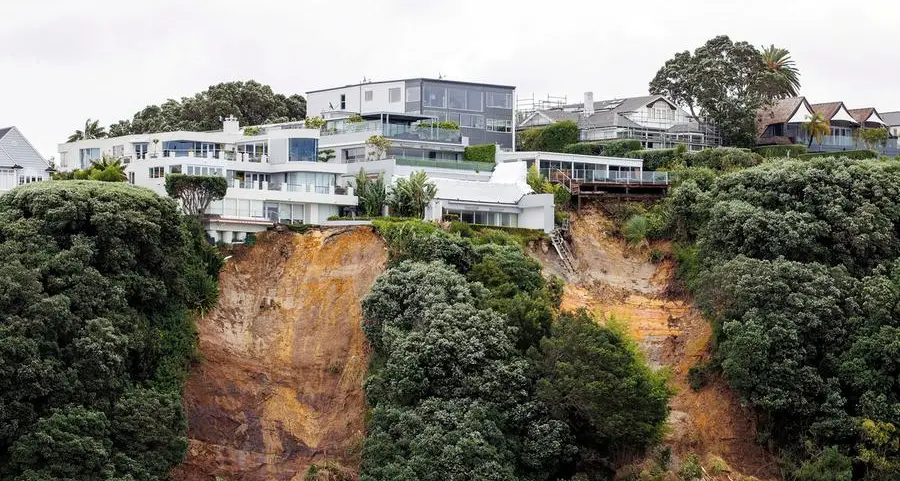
[518, 193, 555, 233]
[307, 81, 407, 118]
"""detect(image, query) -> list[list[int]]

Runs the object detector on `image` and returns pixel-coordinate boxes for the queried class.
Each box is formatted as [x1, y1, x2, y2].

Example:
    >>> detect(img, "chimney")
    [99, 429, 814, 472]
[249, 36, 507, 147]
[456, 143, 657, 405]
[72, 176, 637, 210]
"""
[222, 115, 240, 134]
[583, 92, 594, 117]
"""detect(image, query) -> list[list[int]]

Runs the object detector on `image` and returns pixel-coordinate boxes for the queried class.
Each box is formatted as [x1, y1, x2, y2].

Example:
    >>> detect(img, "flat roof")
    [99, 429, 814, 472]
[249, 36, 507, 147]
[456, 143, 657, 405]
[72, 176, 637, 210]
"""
[307, 77, 516, 94]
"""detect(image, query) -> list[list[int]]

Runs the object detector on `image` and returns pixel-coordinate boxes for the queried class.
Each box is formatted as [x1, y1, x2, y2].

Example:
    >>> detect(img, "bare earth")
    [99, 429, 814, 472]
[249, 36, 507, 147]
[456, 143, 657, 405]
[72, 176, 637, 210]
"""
[171, 228, 386, 481]
[537, 206, 779, 480]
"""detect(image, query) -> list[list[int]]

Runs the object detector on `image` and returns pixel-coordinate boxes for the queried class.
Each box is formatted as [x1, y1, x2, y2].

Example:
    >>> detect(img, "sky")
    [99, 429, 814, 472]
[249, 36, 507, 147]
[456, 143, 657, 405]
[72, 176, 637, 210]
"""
[2, 0, 898, 159]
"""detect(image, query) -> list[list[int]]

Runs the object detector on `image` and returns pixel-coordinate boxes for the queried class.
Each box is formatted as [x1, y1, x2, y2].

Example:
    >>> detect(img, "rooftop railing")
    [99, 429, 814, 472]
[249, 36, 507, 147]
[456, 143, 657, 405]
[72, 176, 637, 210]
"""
[542, 168, 670, 185]
[395, 157, 494, 172]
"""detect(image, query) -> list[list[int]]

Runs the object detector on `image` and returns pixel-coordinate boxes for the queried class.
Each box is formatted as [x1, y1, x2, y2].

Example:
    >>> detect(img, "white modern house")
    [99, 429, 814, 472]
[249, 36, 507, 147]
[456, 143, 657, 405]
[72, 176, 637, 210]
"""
[0, 126, 52, 192]
[58, 115, 558, 239]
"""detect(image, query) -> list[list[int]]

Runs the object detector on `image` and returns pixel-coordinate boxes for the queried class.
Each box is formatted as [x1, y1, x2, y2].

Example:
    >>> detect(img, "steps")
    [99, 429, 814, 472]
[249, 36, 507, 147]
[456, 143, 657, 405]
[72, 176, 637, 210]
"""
[550, 227, 577, 274]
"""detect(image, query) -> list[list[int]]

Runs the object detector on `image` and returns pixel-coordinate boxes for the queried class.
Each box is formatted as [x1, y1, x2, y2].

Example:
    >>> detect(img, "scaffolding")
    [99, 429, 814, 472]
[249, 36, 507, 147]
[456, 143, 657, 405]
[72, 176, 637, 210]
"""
[516, 93, 567, 123]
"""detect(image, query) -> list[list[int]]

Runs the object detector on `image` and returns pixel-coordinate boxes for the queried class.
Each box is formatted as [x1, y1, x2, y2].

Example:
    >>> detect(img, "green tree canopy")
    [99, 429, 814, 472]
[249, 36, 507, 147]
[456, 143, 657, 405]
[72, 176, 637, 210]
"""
[164, 174, 228, 216]
[0, 181, 221, 479]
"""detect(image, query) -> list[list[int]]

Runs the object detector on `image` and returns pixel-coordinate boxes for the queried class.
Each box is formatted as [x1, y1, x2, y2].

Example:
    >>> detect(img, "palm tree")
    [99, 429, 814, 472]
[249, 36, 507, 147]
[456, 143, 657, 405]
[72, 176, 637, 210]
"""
[389, 171, 437, 218]
[67, 118, 107, 143]
[761, 45, 801, 98]
[89, 154, 127, 182]
[802, 112, 831, 148]
[354, 169, 386, 217]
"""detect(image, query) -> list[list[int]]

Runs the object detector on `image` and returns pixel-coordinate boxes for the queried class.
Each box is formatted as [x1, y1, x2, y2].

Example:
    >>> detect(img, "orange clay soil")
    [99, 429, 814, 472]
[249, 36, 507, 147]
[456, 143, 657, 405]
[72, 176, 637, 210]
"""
[171, 227, 386, 481]
[544, 206, 779, 480]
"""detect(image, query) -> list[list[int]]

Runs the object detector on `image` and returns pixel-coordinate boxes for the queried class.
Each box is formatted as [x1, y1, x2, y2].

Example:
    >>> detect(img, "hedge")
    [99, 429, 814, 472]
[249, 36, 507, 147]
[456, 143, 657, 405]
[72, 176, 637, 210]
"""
[688, 147, 763, 170]
[755, 144, 807, 158]
[463, 144, 497, 162]
[598, 139, 642, 157]
[625, 148, 678, 171]
[562, 142, 602, 155]
[798, 149, 879, 160]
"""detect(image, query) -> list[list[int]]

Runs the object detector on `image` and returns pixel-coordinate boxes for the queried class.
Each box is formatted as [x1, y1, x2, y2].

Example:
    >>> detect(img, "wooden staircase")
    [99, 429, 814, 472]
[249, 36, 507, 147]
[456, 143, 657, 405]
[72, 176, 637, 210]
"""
[550, 218, 577, 274]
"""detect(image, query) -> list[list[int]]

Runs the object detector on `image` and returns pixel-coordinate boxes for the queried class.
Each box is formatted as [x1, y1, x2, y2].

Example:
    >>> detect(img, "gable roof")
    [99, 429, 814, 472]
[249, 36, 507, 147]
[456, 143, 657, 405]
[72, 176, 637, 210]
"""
[755, 97, 813, 136]
[881, 111, 900, 126]
[0, 127, 12, 140]
[810, 101, 858, 124]
[848, 107, 887, 126]
[523, 94, 684, 131]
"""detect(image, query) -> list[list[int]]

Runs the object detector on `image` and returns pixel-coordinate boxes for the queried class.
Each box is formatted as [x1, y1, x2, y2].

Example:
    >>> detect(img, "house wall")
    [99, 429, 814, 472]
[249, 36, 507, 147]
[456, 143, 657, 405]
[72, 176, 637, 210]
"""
[414, 79, 515, 148]
[0, 128, 50, 185]
[518, 193, 555, 233]
[306, 81, 407, 118]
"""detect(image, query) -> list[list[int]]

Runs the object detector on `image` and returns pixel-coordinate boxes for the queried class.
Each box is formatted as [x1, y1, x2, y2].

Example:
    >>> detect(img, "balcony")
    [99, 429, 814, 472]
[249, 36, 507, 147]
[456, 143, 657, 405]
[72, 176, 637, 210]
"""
[383, 124, 462, 143]
[229, 178, 354, 197]
[395, 157, 493, 172]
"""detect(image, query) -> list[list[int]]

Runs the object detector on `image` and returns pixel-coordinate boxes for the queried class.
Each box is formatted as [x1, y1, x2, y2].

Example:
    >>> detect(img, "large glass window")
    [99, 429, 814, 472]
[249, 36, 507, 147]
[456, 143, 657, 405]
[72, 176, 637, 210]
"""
[133, 142, 148, 160]
[389, 87, 401, 103]
[79, 148, 100, 168]
[487, 118, 512, 132]
[288, 138, 318, 162]
[343, 147, 366, 163]
[459, 113, 484, 129]
[467, 90, 483, 111]
[405, 86, 420, 102]
[486, 92, 512, 109]
[423, 110, 447, 122]
[447, 88, 467, 110]
[423, 85, 446, 108]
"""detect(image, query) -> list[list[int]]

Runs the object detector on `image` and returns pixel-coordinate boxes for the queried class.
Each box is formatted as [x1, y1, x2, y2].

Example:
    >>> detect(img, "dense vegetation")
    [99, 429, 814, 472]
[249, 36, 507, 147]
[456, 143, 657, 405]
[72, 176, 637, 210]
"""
[360, 221, 670, 480]
[656, 157, 900, 479]
[0, 181, 221, 479]
[68, 80, 307, 139]
[463, 144, 497, 162]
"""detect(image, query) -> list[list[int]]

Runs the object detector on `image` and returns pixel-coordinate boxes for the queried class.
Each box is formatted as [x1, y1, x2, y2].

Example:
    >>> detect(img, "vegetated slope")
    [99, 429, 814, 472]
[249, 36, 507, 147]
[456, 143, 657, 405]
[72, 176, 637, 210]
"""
[172, 227, 386, 481]
[535, 205, 778, 480]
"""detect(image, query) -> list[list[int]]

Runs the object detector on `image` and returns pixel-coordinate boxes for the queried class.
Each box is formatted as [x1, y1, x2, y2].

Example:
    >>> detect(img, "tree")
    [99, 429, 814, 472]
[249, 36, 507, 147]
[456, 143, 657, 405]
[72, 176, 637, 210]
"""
[366, 135, 391, 160]
[535, 309, 671, 476]
[67, 118, 107, 142]
[317, 148, 336, 162]
[354, 169, 387, 217]
[856, 127, 889, 150]
[388, 171, 437, 218]
[649, 36, 777, 147]
[305, 116, 325, 129]
[803, 112, 831, 147]
[0, 181, 221, 479]
[760, 45, 802, 98]
[164, 174, 228, 216]
[102, 81, 307, 136]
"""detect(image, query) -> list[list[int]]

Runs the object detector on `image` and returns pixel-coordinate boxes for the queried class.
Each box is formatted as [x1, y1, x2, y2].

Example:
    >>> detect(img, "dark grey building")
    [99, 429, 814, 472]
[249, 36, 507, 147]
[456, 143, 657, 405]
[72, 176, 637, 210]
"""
[307, 78, 515, 149]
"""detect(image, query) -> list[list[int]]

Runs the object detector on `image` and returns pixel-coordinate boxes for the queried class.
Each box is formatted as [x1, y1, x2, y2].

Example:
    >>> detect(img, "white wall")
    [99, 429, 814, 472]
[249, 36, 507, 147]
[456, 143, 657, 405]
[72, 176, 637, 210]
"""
[518, 193, 555, 233]
[307, 81, 407, 117]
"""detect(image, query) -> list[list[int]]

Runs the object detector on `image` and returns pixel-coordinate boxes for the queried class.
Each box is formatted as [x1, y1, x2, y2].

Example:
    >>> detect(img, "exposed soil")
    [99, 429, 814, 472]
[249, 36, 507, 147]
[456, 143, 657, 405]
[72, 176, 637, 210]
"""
[171, 227, 386, 481]
[537, 205, 779, 480]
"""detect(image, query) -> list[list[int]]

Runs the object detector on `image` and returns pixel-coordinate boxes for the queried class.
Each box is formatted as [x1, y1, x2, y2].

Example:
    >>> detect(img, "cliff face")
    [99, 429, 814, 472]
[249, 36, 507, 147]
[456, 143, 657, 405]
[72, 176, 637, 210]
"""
[172, 228, 386, 481]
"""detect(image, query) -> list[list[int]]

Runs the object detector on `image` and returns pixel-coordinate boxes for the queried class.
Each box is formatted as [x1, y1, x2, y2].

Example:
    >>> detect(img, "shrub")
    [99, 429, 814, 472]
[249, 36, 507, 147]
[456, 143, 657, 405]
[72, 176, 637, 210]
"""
[649, 248, 666, 264]
[418, 120, 459, 130]
[623, 215, 650, 245]
[244, 232, 257, 246]
[755, 144, 807, 158]
[448, 220, 474, 238]
[463, 144, 497, 162]
[798, 149, 879, 160]
[687, 361, 715, 391]
[794, 447, 852, 481]
[519, 121, 579, 152]
[678, 454, 702, 481]
[562, 142, 602, 156]
[687, 147, 763, 170]
[599, 139, 642, 157]
[626, 148, 678, 171]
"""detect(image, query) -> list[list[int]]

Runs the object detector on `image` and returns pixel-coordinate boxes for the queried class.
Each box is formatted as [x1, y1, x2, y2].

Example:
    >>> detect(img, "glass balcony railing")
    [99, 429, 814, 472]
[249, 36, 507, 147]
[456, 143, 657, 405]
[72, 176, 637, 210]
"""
[320, 121, 382, 136]
[383, 124, 462, 143]
[395, 157, 493, 172]
[541, 168, 669, 184]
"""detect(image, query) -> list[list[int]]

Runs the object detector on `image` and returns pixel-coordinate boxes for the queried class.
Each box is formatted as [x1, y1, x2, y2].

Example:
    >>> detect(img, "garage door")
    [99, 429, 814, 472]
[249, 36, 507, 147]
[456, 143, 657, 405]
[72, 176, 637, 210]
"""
[0, 169, 16, 191]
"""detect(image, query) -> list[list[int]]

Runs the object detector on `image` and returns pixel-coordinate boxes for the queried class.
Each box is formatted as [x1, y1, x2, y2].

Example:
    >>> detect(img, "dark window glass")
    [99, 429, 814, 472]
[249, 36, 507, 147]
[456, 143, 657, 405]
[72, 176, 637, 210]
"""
[289, 138, 318, 162]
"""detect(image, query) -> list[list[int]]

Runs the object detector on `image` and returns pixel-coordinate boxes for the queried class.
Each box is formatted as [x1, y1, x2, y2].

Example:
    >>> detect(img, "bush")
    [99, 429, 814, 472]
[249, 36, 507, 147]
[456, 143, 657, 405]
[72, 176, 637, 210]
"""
[678, 454, 703, 481]
[798, 149, 879, 160]
[562, 142, 602, 156]
[599, 139, 643, 157]
[463, 144, 497, 162]
[687, 361, 715, 391]
[755, 144, 807, 158]
[519, 121, 579, 152]
[688, 147, 763, 170]
[626, 148, 678, 171]
[623, 215, 650, 245]
[448, 220, 474, 238]
[244, 232, 257, 246]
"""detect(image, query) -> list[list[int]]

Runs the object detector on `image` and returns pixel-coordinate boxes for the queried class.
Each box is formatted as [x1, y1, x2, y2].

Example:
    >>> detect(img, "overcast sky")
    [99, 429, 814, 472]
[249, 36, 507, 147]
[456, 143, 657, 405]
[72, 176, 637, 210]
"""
[2, 0, 898, 159]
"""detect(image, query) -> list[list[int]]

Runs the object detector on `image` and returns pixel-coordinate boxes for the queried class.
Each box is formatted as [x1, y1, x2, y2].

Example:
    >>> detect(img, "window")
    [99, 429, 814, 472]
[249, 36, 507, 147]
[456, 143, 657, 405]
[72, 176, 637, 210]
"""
[423, 110, 448, 122]
[406, 86, 421, 102]
[486, 92, 512, 109]
[112, 145, 124, 157]
[18, 176, 43, 185]
[388, 87, 401, 103]
[186, 165, 222, 176]
[364, 90, 373, 102]
[343, 147, 366, 163]
[288, 138, 318, 162]
[487, 118, 512, 132]
[447, 88, 467, 110]
[149, 167, 165, 178]
[467, 90, 482, 111]
[128, 172, 135, 184]
[459, 113, 484, 129]
[170, 165, 182, 174]
[79, 148, 100, 169]
[60, 152, 68, 167]
[340, 94, 346, 110]
[133, 142, 148, 160]
[423, 85, 446, 108]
